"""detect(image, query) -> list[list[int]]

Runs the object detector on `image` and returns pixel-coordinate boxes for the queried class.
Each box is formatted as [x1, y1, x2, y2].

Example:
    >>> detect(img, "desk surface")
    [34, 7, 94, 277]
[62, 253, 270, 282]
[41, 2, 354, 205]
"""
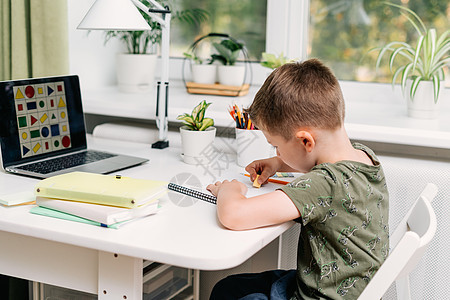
[0, 136, 292, 271]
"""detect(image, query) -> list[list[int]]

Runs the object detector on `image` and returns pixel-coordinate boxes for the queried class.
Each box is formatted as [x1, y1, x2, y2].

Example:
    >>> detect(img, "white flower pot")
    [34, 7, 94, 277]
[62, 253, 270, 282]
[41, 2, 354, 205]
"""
[116, 53, 157, 93]
[180, 126, 216, 164]
[406, 79, 442, 119]
[192, 64, 217, 84]
[218, 65, 245, 86]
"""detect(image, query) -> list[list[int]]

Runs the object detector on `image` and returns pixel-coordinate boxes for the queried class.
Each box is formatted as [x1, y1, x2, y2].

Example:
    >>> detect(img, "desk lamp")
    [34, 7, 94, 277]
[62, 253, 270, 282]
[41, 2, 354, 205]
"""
[78, 0, 171, 149]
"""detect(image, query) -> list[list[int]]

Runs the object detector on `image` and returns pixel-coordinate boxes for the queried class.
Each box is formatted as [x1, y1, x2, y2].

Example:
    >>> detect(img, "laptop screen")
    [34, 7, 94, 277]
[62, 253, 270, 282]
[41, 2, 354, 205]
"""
[0, 75, 87, 168]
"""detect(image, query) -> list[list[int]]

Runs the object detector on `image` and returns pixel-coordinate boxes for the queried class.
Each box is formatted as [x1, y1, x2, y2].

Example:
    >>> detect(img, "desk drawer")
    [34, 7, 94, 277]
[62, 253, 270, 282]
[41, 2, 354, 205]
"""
[143, 261, 192, 300]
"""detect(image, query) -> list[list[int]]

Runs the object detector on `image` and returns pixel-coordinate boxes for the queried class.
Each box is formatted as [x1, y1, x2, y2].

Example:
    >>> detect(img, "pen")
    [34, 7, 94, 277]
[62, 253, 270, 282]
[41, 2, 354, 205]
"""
[243, 173, 290, 185]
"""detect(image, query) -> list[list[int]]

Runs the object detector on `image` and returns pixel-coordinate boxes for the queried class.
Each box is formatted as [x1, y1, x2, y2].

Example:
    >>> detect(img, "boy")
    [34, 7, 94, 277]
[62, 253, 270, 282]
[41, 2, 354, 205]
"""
[207, 59, 389, 299]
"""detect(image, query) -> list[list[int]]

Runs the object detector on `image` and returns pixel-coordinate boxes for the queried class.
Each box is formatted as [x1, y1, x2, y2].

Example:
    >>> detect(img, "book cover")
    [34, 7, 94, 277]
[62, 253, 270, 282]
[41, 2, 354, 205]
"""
[36, 196, 160, 225]
[35, 172, 168, 208]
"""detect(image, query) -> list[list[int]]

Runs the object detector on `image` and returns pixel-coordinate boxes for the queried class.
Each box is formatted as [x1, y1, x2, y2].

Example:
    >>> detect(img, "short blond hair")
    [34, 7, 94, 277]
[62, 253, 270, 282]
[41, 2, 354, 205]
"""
[246, 58, 345, 140]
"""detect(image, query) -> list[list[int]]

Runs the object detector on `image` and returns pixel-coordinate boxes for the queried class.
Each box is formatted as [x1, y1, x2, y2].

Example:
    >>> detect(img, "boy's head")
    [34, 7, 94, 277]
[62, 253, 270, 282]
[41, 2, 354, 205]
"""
[246, 58, 345, 140]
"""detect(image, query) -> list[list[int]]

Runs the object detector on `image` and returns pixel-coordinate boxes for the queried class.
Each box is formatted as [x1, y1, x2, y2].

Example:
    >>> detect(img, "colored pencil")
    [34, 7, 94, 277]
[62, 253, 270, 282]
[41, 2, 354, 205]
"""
[243, 174, 290, 185]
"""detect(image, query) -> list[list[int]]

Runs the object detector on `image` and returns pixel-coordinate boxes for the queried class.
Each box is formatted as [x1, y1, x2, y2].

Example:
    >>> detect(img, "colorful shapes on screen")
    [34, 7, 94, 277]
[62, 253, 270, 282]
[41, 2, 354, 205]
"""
[62, 136, 71, 148]
[30, 129, 40, 139]
[25, 86, 35, 98]
[58, 97, 66, 107]
[18, 116, 27, 128]
[33, 143, 41, 153]
[16, 88, 25, 99]
[41, 126, 50, 138]
[30, 115, 38, 126]
[40, 113, 48, 123]
[22, 145, 30, 156]
[51, 124, 60, 136]
[14, 82, 70, 159]
[27, 102, 37, 110]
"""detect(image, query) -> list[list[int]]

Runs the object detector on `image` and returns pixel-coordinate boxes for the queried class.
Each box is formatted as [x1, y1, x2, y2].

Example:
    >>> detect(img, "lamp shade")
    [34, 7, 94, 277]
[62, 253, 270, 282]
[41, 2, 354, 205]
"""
[77, 0, 151, 30]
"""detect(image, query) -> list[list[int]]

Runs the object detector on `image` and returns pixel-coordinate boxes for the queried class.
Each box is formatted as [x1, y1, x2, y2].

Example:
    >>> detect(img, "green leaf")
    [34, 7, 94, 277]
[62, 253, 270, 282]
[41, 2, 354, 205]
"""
[191, 102, 203, 121]
[432, 74, 441, 103]
[199, 118, 214, 131]
[410, 76, 423, 101]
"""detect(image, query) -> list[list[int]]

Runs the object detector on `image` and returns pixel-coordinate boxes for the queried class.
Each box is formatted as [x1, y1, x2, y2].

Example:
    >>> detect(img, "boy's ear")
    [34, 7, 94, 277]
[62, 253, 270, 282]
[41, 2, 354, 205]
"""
[295, 130, 315, 152]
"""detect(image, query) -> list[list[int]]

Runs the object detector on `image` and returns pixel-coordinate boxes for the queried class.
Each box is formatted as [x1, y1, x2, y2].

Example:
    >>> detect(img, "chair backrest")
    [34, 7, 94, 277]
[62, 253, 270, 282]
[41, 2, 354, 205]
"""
[358, 183, 438, 300]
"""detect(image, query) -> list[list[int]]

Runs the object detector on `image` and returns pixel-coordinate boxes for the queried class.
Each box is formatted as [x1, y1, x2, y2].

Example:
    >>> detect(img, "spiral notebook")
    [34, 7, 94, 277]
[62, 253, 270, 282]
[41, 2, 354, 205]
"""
[168, 183, 217, 205]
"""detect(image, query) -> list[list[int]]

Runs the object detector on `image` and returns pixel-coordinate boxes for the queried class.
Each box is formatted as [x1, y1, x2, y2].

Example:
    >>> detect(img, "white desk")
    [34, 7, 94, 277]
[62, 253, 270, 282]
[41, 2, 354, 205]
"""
[0, 136, 293, 299]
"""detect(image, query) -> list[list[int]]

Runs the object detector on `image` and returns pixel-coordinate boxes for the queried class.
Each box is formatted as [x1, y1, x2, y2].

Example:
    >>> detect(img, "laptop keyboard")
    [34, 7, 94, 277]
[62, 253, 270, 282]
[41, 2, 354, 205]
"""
[16, 151, 116, 174]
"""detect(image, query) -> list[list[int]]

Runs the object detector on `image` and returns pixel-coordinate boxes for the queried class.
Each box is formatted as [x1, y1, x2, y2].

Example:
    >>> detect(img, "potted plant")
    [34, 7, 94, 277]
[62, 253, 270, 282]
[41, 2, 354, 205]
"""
[176, 100, 216, 164]
[260, 52, 296, 70]
[104, 1, 208, 93]
[373, 2, 450, 119]
[183, 52, 217, 85]
[212, 39, 246, 86]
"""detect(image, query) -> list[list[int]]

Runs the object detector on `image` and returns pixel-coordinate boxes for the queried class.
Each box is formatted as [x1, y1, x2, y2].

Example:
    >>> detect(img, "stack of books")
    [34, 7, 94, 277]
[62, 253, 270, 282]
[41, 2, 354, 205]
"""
[30, 172, 168, 228]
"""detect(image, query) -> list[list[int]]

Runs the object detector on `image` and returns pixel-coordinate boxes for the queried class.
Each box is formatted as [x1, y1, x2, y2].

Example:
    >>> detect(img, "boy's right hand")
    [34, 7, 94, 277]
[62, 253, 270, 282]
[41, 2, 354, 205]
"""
[245, 157, 282, 186]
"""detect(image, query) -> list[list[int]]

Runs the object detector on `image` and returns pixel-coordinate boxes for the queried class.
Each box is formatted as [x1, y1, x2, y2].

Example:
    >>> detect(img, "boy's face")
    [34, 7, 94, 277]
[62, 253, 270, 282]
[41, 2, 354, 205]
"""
[262, 130, 316, 173]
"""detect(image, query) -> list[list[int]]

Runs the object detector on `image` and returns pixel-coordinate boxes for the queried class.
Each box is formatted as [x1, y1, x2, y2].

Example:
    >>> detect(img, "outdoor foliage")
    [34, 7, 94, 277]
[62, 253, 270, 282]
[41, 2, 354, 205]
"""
[104, 0, 209, 54]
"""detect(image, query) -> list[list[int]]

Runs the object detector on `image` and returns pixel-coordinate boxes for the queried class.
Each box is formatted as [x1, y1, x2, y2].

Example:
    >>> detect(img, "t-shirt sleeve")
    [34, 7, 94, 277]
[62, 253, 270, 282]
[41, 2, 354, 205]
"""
[279, 170, 335, 226]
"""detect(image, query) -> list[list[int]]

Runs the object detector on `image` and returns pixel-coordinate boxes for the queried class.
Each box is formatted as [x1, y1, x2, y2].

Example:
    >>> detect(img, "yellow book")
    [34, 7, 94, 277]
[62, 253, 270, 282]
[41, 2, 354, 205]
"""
[35, 172, 168, 208]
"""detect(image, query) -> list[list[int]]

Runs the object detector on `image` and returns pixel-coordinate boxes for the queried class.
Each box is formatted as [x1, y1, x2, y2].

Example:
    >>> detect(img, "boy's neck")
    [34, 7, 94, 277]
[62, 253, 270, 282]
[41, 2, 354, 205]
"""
[314, 126, 374, 166]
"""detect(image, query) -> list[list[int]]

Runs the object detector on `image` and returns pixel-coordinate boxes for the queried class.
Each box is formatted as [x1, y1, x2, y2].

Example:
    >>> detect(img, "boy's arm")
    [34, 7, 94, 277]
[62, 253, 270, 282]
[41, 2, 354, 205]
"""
[207, 180, 300, 231]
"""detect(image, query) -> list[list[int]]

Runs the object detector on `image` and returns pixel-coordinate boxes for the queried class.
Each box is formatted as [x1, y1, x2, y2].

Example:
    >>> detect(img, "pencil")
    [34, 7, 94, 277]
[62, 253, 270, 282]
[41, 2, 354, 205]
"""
[243, 174, 290, 185]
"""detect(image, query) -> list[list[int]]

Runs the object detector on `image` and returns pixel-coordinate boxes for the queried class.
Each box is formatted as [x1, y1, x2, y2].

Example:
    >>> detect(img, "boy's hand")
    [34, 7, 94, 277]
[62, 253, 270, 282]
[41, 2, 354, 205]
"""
[245, 157, 282, 186]
[207, 179, 248, 197]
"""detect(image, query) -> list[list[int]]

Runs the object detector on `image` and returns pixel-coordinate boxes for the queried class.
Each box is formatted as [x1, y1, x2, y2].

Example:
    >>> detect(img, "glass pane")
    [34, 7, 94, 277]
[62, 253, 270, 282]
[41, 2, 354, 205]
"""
[309, 0, 449, 87]
[169, 0, 267, 61]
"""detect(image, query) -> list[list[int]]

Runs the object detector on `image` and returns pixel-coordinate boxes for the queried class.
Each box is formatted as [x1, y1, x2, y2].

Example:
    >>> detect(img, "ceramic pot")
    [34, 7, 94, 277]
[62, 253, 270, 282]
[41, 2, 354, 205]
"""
[217, 65, 245, 86]
[192, 64, 217, 84]
[116, 53, 157, 93]
[180, 126, 216, 164]
[406, 79, 442, 119]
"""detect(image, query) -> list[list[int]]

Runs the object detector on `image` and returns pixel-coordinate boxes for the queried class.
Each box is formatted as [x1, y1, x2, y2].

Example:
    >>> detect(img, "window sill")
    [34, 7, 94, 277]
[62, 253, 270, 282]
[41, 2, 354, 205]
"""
[81, 80, 450, 156]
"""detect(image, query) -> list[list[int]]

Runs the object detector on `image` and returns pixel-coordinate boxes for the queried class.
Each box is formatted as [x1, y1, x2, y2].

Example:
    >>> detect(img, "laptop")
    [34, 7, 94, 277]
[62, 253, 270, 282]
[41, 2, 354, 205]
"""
[0, 75, 148, 179]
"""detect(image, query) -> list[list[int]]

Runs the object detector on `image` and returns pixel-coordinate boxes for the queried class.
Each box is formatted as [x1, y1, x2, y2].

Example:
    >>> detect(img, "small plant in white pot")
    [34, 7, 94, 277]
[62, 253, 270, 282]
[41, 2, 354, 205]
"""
[212, 39, 245, 86]
[373, 2, 450, 119]
[104, 1, 208, 93]
[177, 100, 216, 164]
[183, 52, 217, 85]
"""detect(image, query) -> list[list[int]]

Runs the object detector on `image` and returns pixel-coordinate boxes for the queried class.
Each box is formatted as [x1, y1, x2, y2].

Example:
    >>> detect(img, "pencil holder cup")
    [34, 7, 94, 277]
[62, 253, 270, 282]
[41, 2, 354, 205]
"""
[235, 128, 274, 167]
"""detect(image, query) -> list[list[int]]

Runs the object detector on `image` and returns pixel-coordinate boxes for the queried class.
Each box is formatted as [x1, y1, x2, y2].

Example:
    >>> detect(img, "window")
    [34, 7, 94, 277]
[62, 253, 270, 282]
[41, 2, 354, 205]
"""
[308, 0, 450, 87]
[169, 0, 267, 61]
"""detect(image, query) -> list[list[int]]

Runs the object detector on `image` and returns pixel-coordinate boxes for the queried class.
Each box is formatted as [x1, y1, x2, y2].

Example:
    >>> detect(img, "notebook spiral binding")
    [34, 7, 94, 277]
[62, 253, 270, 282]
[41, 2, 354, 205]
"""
[168, 183, 217, 205]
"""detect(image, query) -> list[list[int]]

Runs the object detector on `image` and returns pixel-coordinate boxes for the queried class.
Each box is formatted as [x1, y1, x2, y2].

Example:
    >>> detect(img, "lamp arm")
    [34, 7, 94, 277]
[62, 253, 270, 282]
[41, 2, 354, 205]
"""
[130, 0, 169, 27]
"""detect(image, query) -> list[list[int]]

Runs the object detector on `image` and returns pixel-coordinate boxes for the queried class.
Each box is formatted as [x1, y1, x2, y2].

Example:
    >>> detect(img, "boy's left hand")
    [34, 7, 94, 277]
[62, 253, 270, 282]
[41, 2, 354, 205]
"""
[207, 179, 248, 197]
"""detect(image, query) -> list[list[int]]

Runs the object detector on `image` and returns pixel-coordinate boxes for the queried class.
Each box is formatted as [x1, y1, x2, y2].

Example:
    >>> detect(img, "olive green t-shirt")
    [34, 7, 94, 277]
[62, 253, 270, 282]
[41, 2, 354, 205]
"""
[280, 143, 389, 299]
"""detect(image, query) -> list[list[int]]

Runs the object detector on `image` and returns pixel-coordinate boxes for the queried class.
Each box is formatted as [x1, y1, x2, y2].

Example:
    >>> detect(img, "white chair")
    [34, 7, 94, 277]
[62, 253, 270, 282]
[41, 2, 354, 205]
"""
[358, 183, 438, 300]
